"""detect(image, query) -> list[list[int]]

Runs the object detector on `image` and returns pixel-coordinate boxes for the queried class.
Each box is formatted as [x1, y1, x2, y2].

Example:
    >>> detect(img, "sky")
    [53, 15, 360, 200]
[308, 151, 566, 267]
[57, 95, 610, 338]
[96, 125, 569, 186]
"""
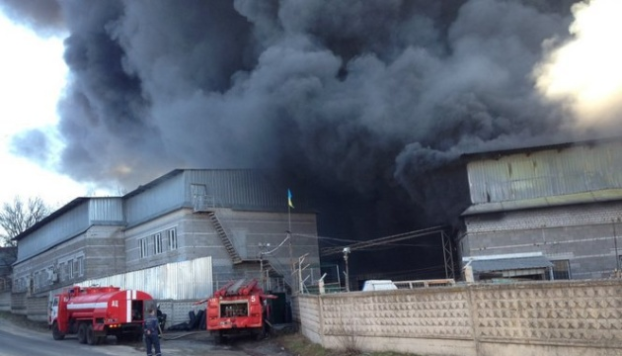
[0, 12, 99, 209]
[0, 0, 621, 258]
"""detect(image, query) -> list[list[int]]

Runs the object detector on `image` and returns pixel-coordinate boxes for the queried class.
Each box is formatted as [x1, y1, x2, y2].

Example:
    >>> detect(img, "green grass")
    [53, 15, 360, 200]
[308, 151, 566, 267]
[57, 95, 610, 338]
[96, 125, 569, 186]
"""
[276, 333, 421, 356]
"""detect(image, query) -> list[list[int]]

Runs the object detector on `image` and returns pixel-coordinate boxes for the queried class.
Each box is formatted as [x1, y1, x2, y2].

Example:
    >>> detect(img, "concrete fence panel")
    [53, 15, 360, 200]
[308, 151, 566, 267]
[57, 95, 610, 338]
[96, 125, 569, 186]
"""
[11, 292, 26, 315]
[298, 280, 622, 356]
[0, 292, 10, 312]
[26, 296, 48, 322]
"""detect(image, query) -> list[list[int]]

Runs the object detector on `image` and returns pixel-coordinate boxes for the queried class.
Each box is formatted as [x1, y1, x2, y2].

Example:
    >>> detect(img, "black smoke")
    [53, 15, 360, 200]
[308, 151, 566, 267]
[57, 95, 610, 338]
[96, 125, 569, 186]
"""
[2, 0, 588, 278]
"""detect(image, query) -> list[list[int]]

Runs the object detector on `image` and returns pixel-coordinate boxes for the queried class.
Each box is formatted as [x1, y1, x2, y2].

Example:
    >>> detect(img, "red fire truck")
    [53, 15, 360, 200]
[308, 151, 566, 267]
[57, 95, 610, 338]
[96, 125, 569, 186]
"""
[48, 285, 153, 345]
[201, 279, 275, 343]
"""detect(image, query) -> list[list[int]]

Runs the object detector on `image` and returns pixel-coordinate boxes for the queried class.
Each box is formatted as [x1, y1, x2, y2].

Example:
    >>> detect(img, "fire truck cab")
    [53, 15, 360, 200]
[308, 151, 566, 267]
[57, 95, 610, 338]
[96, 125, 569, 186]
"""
[202, 279, 276, 343]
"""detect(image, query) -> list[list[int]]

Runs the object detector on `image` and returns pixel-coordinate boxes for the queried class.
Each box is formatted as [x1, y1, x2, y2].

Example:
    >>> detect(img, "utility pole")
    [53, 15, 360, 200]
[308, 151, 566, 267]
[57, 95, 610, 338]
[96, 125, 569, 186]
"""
[343, 247, 351, 292]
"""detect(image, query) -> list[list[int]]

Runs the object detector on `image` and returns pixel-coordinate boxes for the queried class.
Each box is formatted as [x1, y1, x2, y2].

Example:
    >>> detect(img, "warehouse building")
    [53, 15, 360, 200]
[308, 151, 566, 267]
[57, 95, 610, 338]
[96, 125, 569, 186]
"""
[11, 169, 319, 301]
[460, 138, 622, 280]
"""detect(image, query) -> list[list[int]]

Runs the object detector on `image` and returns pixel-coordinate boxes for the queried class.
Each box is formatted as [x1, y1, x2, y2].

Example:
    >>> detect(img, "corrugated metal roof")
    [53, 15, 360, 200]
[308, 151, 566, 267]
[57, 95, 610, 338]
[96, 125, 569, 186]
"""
[470, 256, 552, 273]
[461, 136, 622, 161]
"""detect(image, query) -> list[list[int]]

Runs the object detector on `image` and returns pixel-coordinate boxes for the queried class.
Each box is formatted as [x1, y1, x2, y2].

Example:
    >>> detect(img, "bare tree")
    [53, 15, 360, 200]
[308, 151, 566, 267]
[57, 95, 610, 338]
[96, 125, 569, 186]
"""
[0, 197, 50, 282]
[0, 196, 50, 248]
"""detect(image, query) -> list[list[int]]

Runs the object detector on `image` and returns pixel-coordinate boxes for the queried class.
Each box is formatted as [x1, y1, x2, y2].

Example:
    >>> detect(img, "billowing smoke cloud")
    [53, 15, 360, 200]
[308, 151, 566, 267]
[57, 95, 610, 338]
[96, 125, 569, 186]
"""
[4, 0, 590, 242]
[0, 0, 63, 34]
[536, 0, 622, 127]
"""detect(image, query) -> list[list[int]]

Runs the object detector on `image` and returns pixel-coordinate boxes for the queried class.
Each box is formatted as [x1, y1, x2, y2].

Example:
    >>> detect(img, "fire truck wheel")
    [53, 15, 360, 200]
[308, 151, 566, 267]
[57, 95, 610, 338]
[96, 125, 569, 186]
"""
[77, 323, 87, 344]
[255, 327, 266, 341]
[52, 322, 65, 340]
[214, 330, 224, 344]
[86, 324, 97, 345]
[133, 332, 143, 342]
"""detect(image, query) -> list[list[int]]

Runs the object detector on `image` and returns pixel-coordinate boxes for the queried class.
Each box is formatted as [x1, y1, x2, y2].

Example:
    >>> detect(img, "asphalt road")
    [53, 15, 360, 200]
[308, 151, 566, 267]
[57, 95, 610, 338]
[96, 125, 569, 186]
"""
[0, 319, 293, 356]
[0, 320, 143, 356]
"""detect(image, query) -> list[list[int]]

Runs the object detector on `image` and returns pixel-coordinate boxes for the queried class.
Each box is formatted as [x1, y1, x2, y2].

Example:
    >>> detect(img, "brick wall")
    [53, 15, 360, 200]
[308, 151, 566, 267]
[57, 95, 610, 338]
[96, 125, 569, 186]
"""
[298, 279, 622, 356]
[464, 202, 622, 279]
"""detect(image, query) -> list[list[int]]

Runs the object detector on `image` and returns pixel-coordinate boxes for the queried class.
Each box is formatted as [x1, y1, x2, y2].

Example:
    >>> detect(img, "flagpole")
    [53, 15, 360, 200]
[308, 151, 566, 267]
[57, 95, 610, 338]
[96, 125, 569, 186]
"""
[288, 202, 291, 232]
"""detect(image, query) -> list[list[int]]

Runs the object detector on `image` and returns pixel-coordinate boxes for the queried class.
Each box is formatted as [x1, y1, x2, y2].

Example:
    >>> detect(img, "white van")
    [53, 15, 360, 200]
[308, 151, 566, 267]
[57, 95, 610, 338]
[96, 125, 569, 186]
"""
[362, 280, 398, 291]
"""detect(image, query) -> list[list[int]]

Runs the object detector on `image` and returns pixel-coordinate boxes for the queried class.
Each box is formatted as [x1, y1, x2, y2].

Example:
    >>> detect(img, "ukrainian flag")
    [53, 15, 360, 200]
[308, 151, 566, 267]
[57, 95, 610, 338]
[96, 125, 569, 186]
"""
[288, 189, 294, 209]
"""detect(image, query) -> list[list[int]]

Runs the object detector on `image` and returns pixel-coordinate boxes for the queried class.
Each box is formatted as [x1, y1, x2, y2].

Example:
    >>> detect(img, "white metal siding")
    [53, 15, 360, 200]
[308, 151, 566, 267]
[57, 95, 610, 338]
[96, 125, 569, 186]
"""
[77, 256, 213, 300]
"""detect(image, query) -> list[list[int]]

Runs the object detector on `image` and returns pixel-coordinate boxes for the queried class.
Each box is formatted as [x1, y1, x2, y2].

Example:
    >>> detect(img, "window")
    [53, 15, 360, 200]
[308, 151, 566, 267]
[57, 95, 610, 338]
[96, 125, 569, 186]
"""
[33, 271, 40, 290]
[75, 256, 84, 277]
[552, 260, 571, 280]
[154, 233, 163, 254]
[68, 260, 74, 279]
[58, 262, 65, 281]
[139, 238, 148, 258]
[168, 228, 178, 250]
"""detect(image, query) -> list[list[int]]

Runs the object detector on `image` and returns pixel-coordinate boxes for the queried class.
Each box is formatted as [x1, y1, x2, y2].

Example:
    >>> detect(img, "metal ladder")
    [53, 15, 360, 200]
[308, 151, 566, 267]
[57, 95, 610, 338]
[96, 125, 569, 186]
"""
[208, 211, 242, 264]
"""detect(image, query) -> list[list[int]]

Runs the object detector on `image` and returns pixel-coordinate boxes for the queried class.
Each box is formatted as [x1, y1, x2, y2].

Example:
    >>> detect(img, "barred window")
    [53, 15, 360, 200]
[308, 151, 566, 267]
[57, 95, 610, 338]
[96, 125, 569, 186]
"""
[168, 228, 178, 250]
[68, 259, 74, 279]
[76, 256, 84, 277]
[154, 233, 163, 254]
[139, 238, 148, 258]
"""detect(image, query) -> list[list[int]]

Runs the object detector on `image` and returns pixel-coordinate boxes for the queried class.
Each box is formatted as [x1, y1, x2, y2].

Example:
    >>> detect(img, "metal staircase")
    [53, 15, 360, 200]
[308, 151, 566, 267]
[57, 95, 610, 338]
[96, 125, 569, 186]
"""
[208, 211, 242, 264]
[260, 256, 294, 293]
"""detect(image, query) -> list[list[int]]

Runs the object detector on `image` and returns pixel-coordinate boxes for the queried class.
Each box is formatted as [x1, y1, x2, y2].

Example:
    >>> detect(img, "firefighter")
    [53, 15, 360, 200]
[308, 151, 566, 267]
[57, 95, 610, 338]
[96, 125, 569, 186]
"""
[144, 308, 162, 356]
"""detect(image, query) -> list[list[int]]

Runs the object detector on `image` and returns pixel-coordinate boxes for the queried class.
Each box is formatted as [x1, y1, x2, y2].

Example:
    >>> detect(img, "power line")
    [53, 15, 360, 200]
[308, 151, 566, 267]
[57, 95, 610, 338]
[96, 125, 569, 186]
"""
[320, 225, 445, 256]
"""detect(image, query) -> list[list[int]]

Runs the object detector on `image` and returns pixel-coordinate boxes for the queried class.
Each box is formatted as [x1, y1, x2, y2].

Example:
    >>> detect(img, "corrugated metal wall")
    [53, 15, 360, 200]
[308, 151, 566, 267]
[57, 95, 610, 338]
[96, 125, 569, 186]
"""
[183, 170, 283, 209]
[17, 202, 90, 262]
[125, 173, 185, 227]
[77, 256, 213, 300]
[125, 170, 284, 228]
[88, 198, 124, 223]
[468, 142, 622, 204]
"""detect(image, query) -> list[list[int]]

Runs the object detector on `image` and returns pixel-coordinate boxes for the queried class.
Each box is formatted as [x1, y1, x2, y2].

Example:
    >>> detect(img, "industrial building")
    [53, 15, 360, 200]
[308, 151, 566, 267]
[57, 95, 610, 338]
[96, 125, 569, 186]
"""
[11, 169, 320, 303]
[459, 138, 622, 280]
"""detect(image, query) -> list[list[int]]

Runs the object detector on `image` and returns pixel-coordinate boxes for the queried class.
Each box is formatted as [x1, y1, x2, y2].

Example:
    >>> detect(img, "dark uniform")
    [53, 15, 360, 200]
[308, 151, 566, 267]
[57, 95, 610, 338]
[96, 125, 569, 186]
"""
[144, 310, 161, 356]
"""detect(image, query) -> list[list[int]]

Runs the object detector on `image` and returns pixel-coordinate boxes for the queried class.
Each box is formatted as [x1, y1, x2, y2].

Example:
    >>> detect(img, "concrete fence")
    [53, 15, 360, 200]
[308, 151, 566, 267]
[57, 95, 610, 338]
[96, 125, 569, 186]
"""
[297, 280, 622, 356]
[0, 292, 10, 312]
[10, 292, 27, 315]
[26, 296, 48, 322]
